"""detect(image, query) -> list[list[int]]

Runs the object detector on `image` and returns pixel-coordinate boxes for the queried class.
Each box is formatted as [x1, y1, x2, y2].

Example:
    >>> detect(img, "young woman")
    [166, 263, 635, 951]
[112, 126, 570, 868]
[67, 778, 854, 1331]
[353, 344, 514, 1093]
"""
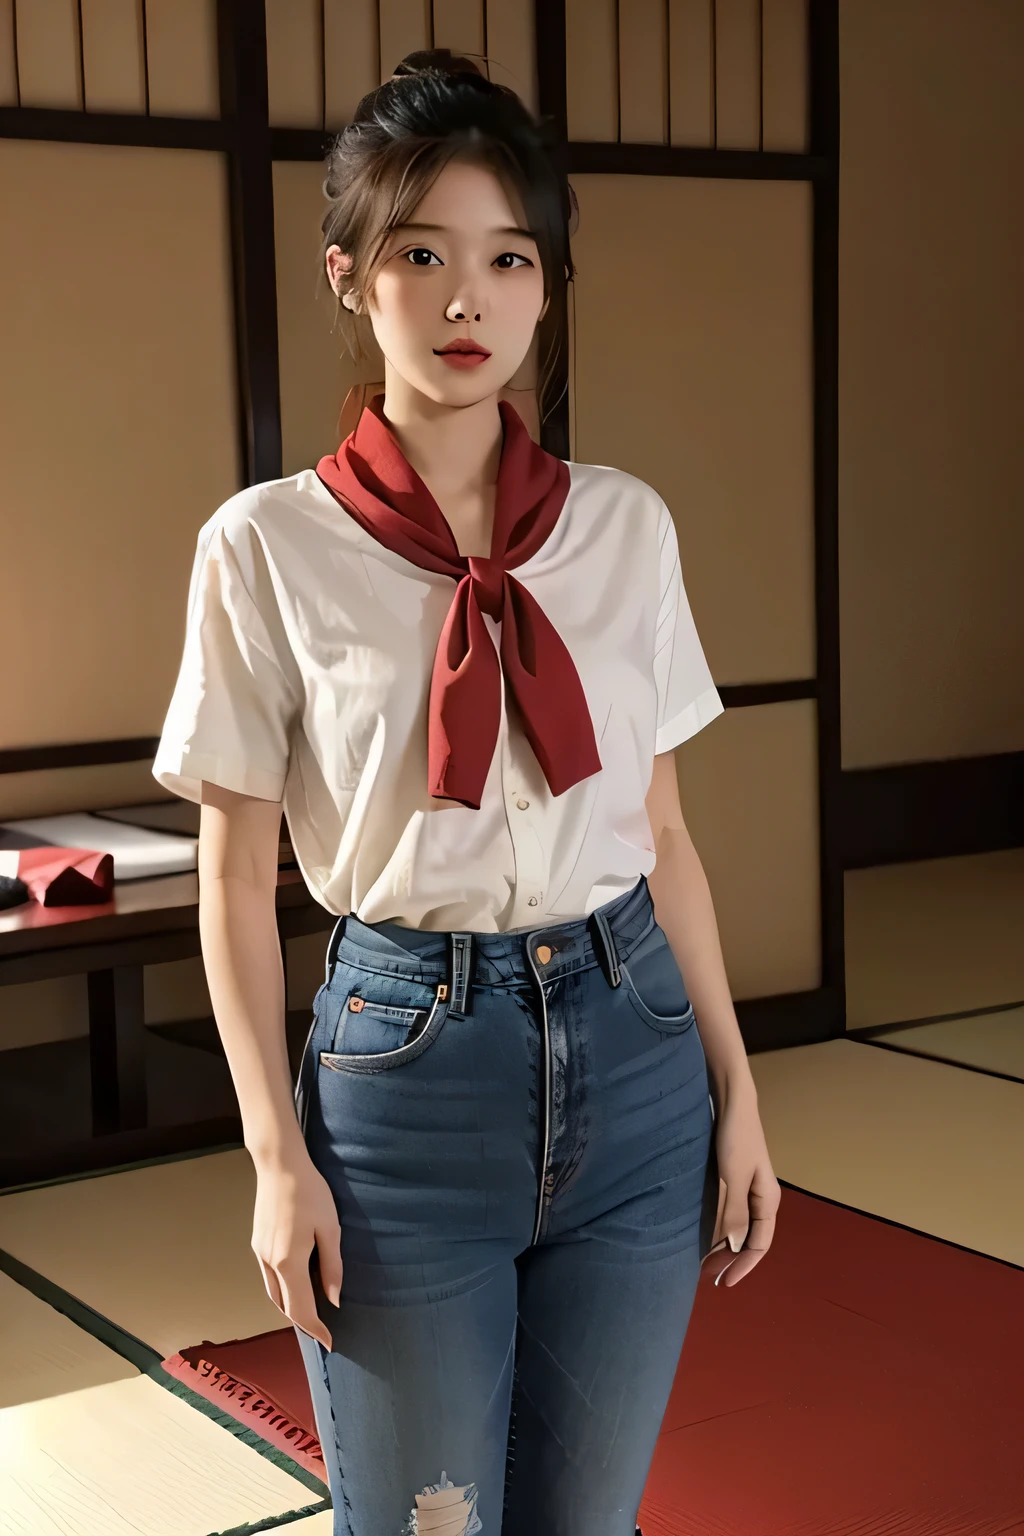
[153, 48, 780, 1536]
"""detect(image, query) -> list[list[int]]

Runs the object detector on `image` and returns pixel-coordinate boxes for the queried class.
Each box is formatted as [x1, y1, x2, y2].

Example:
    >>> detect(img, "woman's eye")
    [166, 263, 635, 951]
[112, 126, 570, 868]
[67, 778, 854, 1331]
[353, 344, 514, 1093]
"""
[403, 249, 532, 269]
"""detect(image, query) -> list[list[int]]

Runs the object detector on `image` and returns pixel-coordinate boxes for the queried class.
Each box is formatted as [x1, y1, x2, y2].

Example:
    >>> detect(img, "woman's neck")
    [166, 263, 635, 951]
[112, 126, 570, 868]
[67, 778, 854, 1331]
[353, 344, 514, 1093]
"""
[380, 381, 503, 556]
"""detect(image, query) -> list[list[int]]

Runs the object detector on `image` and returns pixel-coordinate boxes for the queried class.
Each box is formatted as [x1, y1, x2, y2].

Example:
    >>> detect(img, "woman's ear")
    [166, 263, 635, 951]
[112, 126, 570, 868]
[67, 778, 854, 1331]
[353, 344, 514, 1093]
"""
[325, 244, 354, 297]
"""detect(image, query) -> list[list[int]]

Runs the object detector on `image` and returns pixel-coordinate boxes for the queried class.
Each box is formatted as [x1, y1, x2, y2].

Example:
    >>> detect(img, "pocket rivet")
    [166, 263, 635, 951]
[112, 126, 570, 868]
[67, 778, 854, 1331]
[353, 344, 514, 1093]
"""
[349, 996, 365, 1012]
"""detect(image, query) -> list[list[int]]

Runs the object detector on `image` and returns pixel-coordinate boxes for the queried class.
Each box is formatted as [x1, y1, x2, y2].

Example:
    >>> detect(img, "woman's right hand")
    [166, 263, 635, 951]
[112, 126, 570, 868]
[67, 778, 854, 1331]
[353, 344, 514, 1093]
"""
[251, 1150, 343, 1351]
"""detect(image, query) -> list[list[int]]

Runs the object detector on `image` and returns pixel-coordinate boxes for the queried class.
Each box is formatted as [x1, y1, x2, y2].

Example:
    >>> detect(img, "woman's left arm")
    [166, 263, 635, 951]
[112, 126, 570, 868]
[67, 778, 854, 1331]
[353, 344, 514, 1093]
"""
[645, 750, 781, 1286]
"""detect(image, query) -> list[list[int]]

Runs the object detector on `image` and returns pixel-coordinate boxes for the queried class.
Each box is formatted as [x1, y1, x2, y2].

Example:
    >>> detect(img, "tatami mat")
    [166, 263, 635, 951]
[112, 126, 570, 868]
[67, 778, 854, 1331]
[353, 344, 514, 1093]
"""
[844, 848, 1024, 1029]
[750, 1038, 1024, 1266]
[0, 1267, 135, 1408]
[869, 1004, 1024, 1080]
[0, 1273, 320, 1536]
[0, 1150, 283, 1359]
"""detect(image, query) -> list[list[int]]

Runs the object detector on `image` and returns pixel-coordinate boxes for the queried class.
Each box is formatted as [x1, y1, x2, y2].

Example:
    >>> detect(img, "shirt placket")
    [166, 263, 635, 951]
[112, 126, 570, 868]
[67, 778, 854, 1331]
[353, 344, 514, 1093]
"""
[498, 683, 548, 927]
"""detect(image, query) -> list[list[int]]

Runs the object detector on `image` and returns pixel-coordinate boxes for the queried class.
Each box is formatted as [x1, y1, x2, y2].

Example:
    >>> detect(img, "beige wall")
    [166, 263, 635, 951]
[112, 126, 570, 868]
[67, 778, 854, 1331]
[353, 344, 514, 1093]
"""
[837, 0, 1024, 1027]
[566, 0, 808, 151]
[265, 0, 538, 126]
[839, 0, 1024, 769]
[0, 0, 218, 114]
[3, 0, 1020, 1052]
[0, 138, 244, 1046]
[0, 138, 240, 813]
[568, 173, 817, 999]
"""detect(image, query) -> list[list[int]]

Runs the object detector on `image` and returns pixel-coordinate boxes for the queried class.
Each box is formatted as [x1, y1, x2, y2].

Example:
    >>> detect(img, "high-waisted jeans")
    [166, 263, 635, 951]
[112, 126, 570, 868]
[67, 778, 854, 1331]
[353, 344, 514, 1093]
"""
[292, 873, 719, 1536]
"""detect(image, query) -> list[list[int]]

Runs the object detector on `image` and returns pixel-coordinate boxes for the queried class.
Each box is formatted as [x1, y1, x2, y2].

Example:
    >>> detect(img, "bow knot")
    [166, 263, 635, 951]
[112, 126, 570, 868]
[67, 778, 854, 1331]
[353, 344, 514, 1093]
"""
[466, 555, 505, 620]
[315, 395, 602, 809]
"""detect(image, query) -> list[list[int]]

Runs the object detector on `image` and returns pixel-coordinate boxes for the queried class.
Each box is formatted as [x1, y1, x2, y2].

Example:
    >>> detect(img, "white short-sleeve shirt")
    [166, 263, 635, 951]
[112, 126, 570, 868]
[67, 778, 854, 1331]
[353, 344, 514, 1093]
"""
[153, 460, 724, 931]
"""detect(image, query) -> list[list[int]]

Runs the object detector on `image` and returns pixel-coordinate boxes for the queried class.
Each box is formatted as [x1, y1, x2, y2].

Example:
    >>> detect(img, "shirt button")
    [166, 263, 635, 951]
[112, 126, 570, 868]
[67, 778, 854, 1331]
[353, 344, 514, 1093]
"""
[527, 896, 538, 906]
[516, 798, 529, 810]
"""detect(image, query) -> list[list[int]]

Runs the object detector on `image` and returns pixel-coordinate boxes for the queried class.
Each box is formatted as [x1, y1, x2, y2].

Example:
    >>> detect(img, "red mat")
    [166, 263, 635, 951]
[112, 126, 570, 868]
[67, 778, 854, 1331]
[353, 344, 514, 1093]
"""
[162, 1326, 326, 1481]
[163, 1188, 1024, 1534]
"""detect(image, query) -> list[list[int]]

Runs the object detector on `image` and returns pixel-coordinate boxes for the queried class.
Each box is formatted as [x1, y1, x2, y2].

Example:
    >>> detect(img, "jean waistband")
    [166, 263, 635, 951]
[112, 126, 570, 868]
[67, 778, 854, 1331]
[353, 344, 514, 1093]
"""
[321, 876, 658, 1017]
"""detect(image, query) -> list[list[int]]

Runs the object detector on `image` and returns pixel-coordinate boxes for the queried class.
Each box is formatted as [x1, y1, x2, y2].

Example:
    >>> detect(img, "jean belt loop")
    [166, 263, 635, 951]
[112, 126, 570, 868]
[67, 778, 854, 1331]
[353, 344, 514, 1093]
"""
[324, 913, 347, 987]
[448, 933, 474, 1017]
[590, 908, 622, 989]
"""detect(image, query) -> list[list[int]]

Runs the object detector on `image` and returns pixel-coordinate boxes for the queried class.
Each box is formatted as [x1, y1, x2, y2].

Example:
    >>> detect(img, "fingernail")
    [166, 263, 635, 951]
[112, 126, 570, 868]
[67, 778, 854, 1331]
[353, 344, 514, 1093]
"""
[328, 1283, 341, 1307]
[727, 1233, 743, 1254]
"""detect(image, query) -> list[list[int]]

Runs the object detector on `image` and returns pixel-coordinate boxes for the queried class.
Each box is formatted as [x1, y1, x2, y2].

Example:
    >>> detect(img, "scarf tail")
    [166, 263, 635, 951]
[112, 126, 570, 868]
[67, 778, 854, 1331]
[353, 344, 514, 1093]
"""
[429, 582, 503, 810]
[500, 579, 602, 796]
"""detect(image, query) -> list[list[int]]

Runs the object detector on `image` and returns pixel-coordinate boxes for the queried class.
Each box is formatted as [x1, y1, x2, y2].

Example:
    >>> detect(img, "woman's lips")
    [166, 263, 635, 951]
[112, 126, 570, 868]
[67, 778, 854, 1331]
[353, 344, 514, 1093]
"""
[435, 348, 491, 369]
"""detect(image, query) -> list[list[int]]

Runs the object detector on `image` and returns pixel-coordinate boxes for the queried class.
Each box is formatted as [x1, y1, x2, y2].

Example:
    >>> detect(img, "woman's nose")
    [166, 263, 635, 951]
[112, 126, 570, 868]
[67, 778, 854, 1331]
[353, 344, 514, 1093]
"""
[446, 301, 481, 321]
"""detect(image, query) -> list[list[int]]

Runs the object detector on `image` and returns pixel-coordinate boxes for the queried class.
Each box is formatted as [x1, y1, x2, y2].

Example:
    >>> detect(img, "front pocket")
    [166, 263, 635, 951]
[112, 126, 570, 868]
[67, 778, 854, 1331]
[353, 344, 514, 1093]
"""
[346, 998, 426, 1027]
[319, 980, 451, 1074]
[621, 926, 695, 1035]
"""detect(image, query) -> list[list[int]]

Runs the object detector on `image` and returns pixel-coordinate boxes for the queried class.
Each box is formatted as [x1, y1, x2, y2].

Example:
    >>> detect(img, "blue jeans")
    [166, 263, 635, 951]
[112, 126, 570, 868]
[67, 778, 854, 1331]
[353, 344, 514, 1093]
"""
[292, 873, 719, 1535]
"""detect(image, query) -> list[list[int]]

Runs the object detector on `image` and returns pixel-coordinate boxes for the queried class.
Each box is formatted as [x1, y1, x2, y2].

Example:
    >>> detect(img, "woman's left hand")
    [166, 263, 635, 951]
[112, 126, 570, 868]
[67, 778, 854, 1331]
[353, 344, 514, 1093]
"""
[707, 1085, 781, 1288]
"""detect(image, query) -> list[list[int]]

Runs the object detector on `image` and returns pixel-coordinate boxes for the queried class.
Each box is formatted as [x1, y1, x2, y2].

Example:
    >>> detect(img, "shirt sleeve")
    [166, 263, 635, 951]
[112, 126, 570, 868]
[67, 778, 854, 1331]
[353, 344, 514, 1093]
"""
[653, 496, 725, 754]
[152, 513, 303, 804]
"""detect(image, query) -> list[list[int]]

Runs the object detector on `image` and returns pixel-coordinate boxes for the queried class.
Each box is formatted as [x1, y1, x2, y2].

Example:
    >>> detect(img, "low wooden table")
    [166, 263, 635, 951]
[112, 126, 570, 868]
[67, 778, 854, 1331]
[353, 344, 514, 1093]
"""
[0, 867, 335, 1188]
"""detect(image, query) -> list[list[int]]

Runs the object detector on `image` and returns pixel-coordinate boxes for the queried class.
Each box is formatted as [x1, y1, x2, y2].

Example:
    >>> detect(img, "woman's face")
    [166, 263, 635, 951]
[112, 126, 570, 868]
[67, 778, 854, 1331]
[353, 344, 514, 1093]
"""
[326, 157, 549, 406]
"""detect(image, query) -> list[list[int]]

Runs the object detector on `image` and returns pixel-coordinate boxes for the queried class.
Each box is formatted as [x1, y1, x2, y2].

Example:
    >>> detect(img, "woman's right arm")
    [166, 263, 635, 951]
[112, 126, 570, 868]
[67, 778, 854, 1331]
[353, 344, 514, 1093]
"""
[198, 779, 341, 1348]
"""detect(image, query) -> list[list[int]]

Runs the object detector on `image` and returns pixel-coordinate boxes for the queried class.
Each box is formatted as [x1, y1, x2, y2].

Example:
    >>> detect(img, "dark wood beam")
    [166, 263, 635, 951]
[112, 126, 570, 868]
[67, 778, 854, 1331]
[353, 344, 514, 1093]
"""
[809, 0, 844, 1021]
[0, 738, 162, 775]
[266, 127, 831, 180]
[718, 680, 817, 708]
[534, 0, 571, 462]
[0, 105, 226, 149]
[840, 752, 1024, 869]
[565, 141, 832, 181]
[216, 0, 282, 485]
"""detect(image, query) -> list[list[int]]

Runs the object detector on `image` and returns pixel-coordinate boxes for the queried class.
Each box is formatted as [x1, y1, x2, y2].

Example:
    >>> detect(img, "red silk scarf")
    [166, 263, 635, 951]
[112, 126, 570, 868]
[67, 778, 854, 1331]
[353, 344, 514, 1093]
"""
[315, 393, 602, 810]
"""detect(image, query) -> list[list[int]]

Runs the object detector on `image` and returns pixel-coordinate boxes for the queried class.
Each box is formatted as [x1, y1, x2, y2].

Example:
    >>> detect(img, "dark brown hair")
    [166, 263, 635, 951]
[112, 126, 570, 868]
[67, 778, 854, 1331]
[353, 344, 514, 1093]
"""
[319, 47, 578, 426]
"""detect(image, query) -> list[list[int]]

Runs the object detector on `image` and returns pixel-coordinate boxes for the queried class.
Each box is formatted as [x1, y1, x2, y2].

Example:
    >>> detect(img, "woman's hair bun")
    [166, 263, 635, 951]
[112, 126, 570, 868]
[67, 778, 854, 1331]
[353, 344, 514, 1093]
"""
[391, 48, 486, 82]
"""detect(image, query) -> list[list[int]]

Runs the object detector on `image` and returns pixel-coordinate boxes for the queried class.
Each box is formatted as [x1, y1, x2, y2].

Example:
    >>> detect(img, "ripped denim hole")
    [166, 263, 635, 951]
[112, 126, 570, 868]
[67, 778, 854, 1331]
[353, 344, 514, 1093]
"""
[401, 1469, 483, 1535]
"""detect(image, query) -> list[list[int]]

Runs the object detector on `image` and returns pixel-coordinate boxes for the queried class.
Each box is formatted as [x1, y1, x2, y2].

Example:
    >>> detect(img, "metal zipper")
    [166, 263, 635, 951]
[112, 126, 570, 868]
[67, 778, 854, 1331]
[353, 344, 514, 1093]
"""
[525, 944, 552, 1247]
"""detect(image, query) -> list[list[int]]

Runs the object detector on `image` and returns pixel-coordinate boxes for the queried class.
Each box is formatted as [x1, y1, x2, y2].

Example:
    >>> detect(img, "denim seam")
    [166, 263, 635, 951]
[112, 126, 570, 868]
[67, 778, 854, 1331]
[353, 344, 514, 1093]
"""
[315, 1342, 355, 1532]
